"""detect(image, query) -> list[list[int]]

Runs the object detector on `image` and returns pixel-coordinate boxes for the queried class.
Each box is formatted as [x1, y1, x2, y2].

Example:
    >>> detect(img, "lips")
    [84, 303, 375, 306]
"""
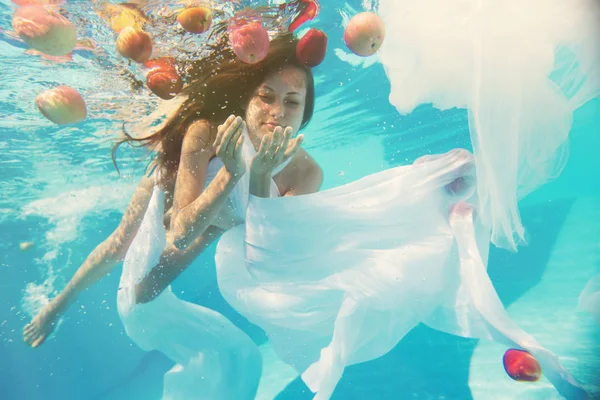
[264, 122, 280, 129]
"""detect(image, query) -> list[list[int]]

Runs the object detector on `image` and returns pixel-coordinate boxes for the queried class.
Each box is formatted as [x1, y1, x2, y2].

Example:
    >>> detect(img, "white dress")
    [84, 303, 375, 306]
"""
[115, 132, 289, 400]
[215, 148, 589, 399]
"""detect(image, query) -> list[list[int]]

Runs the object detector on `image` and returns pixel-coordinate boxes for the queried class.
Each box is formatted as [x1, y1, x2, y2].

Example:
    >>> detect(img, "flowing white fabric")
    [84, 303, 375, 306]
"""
[116, 182, 262, 400]
[215, 149, 589, 399]
[115, 129, 284, 400]
[377, 0, 600, 251]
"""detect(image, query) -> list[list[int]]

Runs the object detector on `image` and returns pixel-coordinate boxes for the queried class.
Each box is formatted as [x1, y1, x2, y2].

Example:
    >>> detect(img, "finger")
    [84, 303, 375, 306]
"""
[284, 134, 304, 160]
[225, 121, 244, 157]
[233, 133, 244, 157]
[273, 126, 284, 145]
[213, 115, 232, 148]
[24, 331, 36, 343]
[280, 126, 293, 152]
[32, 337, 45, 348]
[276, 126, 293, 162]
[222, 116, 242, 150]
[23, 323, 35, 335]
[257, 134, 270, 158]
[218, 116, 242, 155]
[267, 127, 282, 157]
[213, 115, 236, 148]
[24, 328, 34, 341]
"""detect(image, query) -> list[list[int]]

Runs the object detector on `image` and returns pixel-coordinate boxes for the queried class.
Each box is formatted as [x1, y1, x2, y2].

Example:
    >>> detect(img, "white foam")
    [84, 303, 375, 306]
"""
[20, 178, 137, 319]
[22, 181, 135, 245]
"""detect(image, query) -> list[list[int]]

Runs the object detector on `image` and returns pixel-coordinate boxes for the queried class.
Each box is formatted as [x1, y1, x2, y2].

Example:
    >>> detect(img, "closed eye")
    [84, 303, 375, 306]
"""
[259, 94, 274, 103]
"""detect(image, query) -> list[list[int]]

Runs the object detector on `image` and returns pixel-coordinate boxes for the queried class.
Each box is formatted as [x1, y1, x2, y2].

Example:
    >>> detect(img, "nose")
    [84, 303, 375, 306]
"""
[268, 100, 285, 119]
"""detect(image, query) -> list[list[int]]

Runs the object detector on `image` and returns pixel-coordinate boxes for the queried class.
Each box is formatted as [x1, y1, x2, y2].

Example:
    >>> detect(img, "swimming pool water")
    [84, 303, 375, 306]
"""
[1, 1, 599, 399]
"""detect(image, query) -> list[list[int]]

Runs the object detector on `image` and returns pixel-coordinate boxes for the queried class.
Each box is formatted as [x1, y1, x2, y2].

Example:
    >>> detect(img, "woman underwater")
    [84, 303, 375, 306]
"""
[25, 31, 323, 399]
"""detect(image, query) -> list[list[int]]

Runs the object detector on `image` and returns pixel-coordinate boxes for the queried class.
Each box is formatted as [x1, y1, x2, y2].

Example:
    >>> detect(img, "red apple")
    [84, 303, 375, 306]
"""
[229, 21, 270, 64]
[296, 28, 327, 67]
[503, 349, 542, 382]
[11, 0, 63, 5]
[35, 85, 87, 125]
[116, 26, 152, 63]
[12, 6, 76, 56]
[177, 7, 213, 34]
[344, 12, 385, 57]
[147, 70, 183, 100]
[144, 57, 177, 73]
[145, 57, 182, 100]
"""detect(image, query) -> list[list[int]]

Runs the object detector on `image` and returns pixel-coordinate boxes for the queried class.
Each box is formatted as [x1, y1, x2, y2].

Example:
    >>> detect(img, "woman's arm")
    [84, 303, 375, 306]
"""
[54, 176, 155, 306]
[23, 175, 155, 347]
[134, 116, 246, 302]
[168, 117, 245, 249]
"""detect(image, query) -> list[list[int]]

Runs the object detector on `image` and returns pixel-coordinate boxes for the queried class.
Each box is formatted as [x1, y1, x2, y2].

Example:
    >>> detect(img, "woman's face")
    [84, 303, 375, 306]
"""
[245, 65, 307, 144]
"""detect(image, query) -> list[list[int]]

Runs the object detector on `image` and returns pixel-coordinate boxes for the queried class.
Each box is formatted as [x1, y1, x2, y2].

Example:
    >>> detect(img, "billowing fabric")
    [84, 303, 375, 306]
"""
[378, 0, 600, 251]
[215, 149, 588, 399]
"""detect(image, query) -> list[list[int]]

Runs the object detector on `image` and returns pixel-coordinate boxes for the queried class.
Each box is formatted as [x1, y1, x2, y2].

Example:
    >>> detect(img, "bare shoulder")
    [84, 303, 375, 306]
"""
[279, 147, 323, 196]
[293, 147, 323, 179]
[182, 120, 215, 153]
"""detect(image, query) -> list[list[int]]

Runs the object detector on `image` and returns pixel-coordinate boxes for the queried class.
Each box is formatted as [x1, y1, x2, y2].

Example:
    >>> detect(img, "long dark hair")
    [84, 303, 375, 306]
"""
[113, 26, 316, 183]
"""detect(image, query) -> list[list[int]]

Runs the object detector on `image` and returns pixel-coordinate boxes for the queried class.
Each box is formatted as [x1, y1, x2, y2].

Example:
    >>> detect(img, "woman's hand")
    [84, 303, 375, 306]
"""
[213, 115, 246, 178]
[250, 126, 303, 176]
[23, 297, 63, 348]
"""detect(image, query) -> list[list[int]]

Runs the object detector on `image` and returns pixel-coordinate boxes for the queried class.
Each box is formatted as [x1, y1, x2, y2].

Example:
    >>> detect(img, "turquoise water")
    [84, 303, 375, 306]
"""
[1, 0, 599, 399]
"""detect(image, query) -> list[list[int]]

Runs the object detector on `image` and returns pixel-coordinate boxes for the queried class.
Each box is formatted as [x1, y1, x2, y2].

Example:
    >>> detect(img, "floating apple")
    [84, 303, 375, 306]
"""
[229, 21, 269, 64]
[503, 349, 542, 382]
[145, 57, 183, 100]
[12, 6, 76, 56]
[296, 28, 327, 67]
[343, 12, 385, 57]
[116, 26, 152, 63]
[99, 3, 147, 34]
[19, 241, 35, 251]
[11, 0, 63, 6]
[177, 7, 213, 34]
[35, 85, 87, 125]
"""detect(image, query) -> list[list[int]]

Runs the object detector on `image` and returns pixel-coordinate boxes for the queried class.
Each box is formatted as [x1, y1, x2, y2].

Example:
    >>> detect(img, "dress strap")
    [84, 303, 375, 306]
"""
[144, 162, 161, 186]
[273, 154, 294, 175]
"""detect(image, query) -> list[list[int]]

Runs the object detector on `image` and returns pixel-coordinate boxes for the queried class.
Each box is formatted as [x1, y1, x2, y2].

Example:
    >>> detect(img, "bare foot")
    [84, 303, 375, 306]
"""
[23, 301, 61, 348]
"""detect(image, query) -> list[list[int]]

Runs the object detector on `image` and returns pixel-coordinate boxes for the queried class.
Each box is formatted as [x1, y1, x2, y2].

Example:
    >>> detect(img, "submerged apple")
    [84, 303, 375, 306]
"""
[35, 85, 87, 125]
[12, 6, 76, 56]
[344, 12, 385, 57]
[229, 21, 270, 64]
[145, 57, 183, 100]
[116, 26, 152, 63]
[296, 28, 327, 67]
[177, 7, 213, 34]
